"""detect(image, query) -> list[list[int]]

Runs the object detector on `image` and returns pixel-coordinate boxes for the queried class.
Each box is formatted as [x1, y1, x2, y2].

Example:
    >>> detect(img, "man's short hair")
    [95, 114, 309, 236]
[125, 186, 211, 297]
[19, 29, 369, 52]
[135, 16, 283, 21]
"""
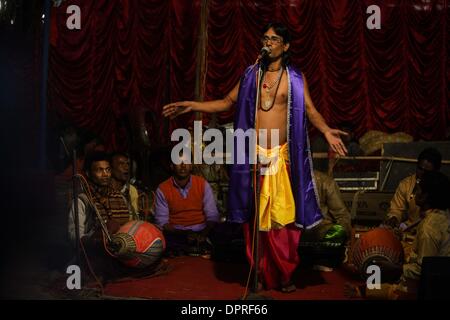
[110, 151, 130, 162]
[83, 151, 110, 173]
[418, 147, 442, 171]
[419, 171, 450, 210]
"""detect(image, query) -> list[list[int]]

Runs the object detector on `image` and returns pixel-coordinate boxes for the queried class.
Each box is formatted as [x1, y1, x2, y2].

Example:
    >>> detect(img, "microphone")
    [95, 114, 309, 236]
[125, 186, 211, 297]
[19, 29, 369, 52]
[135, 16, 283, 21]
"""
[260, 46, 271, 58]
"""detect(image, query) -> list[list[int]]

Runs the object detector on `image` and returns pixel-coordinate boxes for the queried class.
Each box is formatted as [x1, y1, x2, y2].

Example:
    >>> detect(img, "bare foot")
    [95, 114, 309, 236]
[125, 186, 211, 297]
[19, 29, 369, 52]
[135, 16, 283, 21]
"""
[281, 282, 296, 293]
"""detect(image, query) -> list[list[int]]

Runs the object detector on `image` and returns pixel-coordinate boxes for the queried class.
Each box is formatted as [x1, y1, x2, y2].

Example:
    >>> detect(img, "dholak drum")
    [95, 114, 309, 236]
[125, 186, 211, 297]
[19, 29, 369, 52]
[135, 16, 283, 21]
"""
[351, 227, 404, 276]
[110, 220, 166, 268]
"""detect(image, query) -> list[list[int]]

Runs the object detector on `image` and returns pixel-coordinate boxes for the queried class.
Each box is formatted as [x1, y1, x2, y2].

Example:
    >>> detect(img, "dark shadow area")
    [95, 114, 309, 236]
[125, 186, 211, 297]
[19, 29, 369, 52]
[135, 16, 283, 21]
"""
[0, 0, 67, 299]
[212, 260, 249, 287]
[418, 257, 450, 300]
[210, 222, 248, 286]
[293, 267, 327, 289]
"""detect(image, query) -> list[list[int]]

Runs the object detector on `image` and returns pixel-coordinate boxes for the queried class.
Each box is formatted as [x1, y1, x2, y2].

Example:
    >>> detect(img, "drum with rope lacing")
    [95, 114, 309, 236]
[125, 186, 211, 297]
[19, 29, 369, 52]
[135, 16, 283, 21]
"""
[351, 227, 404, 276]
[109, 220, 166, 268]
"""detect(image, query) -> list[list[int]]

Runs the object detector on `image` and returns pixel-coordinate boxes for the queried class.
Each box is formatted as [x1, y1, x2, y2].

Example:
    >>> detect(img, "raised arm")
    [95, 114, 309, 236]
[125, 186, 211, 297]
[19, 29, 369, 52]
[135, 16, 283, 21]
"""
[162, 81, 240, 119]
[303, 74, 348, 156]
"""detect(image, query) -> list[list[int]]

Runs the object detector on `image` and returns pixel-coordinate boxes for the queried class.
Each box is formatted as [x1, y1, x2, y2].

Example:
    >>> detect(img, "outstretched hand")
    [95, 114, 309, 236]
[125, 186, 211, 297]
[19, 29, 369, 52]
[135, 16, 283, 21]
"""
[324, 129, 349, 156]
[162, 101, 193, 119]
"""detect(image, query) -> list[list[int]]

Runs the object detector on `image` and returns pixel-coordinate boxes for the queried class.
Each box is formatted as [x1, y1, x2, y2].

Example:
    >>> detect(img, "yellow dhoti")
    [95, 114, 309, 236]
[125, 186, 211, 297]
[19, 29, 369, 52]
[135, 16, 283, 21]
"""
[257, 143, 296, 231]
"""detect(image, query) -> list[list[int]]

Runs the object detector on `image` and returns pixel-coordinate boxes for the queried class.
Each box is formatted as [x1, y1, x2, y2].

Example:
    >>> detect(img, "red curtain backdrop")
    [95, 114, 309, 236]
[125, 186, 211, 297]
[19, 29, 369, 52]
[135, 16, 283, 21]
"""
[48, 0, 201, 151]
[48, 0, 449, 150]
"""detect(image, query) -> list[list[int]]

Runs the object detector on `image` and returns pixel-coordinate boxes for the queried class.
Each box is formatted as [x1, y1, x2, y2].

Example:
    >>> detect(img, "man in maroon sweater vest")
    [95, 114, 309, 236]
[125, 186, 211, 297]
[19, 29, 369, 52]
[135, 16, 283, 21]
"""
[154, 158, 220, 256]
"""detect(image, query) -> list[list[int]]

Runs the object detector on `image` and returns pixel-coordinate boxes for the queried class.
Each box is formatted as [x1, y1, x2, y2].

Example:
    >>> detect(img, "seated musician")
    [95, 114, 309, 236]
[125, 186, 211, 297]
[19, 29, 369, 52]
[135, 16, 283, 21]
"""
[110, 151, 141, 219]
[345, 171, 450, 299]
[383, 147, 442, 258]
[68, 152, 134, 281]
[154, 154, 220, 257]
[300, 170, 352, 269]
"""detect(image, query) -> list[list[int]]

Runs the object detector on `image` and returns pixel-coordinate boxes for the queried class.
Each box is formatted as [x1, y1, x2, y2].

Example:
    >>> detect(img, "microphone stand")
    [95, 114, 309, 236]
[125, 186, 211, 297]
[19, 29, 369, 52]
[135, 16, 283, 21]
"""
[243, 62, 272, 300]
[72, 149, 81, 266]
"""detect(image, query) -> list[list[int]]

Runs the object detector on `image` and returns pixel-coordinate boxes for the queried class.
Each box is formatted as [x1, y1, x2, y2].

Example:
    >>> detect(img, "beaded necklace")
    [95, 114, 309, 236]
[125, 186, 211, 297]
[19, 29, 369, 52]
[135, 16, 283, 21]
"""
[260, 67, 283, 112]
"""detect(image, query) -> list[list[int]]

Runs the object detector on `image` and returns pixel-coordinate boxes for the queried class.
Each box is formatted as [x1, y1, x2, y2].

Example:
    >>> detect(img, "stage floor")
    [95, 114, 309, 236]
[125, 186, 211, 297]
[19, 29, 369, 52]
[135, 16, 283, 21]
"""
[101, 256, 360, 300]
[1, 242, 363, 300]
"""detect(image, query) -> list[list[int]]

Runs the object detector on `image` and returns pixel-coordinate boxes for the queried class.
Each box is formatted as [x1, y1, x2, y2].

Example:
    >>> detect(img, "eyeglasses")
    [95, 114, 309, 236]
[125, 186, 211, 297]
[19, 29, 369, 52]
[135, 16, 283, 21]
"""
[261, 35, 283, 44]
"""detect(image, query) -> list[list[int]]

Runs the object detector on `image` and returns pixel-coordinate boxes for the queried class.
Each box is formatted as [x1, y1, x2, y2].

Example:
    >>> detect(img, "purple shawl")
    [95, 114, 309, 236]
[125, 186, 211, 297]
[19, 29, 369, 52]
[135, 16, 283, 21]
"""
[227, 64, 323, 229]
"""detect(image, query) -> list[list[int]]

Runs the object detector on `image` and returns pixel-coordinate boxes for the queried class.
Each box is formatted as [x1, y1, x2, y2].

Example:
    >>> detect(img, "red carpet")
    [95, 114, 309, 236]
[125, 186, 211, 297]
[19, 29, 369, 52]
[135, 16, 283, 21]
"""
[104, 256, 361, 300]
